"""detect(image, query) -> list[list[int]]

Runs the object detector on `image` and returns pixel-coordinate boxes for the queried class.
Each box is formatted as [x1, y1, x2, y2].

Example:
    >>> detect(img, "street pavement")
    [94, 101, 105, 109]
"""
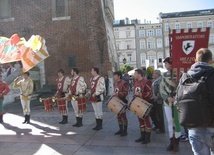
[0, 93, 193, 155]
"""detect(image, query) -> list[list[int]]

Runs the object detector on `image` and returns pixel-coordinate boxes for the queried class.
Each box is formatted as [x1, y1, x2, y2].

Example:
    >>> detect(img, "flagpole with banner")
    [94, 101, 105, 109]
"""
[169, 27, 210, 151]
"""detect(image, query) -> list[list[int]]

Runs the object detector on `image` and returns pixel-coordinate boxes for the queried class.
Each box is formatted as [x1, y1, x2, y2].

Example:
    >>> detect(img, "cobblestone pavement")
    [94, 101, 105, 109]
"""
[0, 94, 193, 155]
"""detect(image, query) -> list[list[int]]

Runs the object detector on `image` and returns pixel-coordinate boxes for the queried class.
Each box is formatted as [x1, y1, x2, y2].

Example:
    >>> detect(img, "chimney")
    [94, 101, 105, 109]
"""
[125, 17, 130, 24]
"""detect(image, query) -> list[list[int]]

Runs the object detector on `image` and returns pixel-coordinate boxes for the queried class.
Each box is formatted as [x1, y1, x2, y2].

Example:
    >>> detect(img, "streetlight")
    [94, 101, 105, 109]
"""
[123, 57, 127, 64]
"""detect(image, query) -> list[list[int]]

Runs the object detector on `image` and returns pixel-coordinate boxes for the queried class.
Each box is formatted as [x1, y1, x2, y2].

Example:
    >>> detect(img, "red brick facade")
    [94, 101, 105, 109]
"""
[0, 0, 114, 86]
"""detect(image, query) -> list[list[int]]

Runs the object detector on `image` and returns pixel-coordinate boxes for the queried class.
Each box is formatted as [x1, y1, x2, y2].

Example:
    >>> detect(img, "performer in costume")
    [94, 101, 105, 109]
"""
[68, 68, 87, 127]
[0, 74, 10, 123]
[134, 69, 152, 144]
[86, 67, 105, 131]
[54, 69, 70, 124]
[113, 71, 128, 136]
[13, 72, 34, 124]
[160, 57, 181, 152]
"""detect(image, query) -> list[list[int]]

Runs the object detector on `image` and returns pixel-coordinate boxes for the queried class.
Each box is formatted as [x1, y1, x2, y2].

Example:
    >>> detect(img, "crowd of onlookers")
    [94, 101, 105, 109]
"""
[0, 61, 22, 80]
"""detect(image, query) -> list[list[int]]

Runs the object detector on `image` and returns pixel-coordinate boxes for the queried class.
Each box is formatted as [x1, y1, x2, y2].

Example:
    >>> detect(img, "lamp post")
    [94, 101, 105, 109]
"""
[123, 57, 127, 64]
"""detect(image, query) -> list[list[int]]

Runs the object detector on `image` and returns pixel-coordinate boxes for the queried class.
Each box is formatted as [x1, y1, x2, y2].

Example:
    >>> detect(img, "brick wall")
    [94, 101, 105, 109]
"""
[0, 0, 114, 86]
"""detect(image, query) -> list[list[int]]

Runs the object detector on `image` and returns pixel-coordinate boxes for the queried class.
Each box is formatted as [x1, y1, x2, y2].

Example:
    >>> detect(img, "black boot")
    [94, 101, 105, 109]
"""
[26, 115, 30, 124]
[120, 125, 128, 136]
[93, 119, 99, 130]
[61, 115, 68, 124]
[114, 125, 123, 135]
[59, 115, 65, 124]
[95, 119, 103, 130]
[0, 115, 3, 123]
[166, 137, 174, 151]
[76, 117, 83, 127]
[72, 117, 79, 127]
[22, 115, 27, 124]
[142, 132, 151, 144]
[173, 137, 180, 152]
[135, 131, 145, 142]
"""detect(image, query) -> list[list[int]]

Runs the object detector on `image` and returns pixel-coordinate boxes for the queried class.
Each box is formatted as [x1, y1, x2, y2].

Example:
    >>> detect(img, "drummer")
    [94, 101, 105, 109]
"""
[133, 69, 152, 144]
[54, 69, 70, 124]
[112, 71, 129, 136]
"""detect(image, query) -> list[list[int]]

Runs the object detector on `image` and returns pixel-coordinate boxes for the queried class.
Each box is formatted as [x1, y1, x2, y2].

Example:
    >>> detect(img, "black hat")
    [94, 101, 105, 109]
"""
[163, 57, 172, 65]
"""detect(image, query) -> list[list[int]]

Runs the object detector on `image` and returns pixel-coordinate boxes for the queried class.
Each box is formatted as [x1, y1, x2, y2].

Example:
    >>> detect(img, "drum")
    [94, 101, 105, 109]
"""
[56, 98, 67, 114]
[43, 98, 54, 112]
[128, 97, 153, 119]
[106, 96, 126, 116]
[76, 97, 87, 113]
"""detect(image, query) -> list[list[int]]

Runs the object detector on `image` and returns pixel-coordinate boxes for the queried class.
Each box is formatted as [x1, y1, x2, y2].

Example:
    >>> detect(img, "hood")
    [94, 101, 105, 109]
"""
[187, 62, 213, 78]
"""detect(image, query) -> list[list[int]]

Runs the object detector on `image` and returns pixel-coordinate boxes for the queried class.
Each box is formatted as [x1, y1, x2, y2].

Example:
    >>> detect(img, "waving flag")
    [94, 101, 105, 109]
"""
[0, 34, 49, 72]
[0, 34, 21, 63]
[18, 35, 49, 72]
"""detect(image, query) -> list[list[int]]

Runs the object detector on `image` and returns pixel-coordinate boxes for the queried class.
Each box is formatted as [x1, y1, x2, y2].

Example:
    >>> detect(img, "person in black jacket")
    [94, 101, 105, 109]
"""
[186, 48, 214, 155]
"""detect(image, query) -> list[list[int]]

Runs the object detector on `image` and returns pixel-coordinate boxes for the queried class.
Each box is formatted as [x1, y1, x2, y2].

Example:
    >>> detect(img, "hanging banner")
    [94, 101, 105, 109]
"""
[169, 27, 210, 80]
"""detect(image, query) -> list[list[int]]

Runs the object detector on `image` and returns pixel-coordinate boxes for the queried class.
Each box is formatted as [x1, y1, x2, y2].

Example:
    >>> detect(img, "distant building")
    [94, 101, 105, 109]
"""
[136, 22, 164, 68]
[114, 19, 164, 68]
[113, 20, 137, 68]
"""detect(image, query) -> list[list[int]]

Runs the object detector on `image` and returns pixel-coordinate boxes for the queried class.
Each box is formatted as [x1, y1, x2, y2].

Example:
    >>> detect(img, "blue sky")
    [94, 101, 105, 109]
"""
[114, 0, 214, 23]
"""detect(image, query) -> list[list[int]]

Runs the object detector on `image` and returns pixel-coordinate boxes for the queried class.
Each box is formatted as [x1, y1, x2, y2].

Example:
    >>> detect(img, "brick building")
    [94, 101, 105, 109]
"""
[0, 0, 118, 87]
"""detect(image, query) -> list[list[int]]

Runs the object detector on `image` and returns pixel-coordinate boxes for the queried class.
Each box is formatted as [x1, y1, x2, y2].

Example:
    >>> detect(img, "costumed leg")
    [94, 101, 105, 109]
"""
[120, 112, 128, 136]
[142, 116, 152, 144]
[115, 114, 123, 135]
[0, 100, 4, 123]
[135, 117, 145, 142]
[95, 101, 103, 130]
[92, 102, 99, 130]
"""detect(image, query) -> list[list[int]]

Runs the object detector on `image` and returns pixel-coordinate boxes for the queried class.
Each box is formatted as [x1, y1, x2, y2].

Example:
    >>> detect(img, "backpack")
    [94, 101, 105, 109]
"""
[176, 69, 214, 128]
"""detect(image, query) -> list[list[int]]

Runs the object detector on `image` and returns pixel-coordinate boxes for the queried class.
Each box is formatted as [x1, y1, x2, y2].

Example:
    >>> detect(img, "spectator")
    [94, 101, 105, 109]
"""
[104, 75, 109, 96]
[6, 63, 16, 77]
[184, 48, 214, 155]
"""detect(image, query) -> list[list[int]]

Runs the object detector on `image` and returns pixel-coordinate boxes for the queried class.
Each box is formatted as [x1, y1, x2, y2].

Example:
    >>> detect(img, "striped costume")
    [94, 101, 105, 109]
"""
[160, 70, 181, 139]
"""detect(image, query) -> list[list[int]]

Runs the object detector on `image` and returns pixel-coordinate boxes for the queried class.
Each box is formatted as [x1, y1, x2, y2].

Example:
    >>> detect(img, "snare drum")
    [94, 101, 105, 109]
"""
[43, 98, 54, 112]
[128, 97, 153, 119]
[106, 96, 127, 116]
[56, 98, 67, 114]
[76, 97, 87, 114]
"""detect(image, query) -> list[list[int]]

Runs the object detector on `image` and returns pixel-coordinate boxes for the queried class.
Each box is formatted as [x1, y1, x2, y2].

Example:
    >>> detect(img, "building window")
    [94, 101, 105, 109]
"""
[126, 42, 131, 49]
[157, 40, 162, 48]
[209, 36, 214, 44]
[141, 56, 146, 63]
[148, 56, 155, 64]
[127, 54, 132, 62]
[207, 21, 213, 28]
[140, 40, 145, 49]
[126, 31, 131, 38]
[197, 22, 203, 28]
[187, 23, 192, 29]
[165, 37, 169, 46]
[147, 41, 155, 49]
[116, 43, 120, 50]
[52, 0, 69, 19]
[175, 23, 180, 30]
[156, 29, 162, 36]
[158, 55, 163, 63]
[0, 0, 11, 19]
[114, 32, 119, 38]
[147, 30, 154, 37]
[139, 30, 145, 37]
[165, 24, 169, 32]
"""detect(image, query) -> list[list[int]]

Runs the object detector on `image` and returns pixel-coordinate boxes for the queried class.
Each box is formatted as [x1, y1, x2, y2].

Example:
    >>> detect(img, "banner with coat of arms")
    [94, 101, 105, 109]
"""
[169, 27, 210, 81]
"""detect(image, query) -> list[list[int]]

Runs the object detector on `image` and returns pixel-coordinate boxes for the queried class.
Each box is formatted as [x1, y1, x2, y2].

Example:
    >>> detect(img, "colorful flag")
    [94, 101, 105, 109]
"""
[18, 35, 49, 72]
[0, 34, 49, 72]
